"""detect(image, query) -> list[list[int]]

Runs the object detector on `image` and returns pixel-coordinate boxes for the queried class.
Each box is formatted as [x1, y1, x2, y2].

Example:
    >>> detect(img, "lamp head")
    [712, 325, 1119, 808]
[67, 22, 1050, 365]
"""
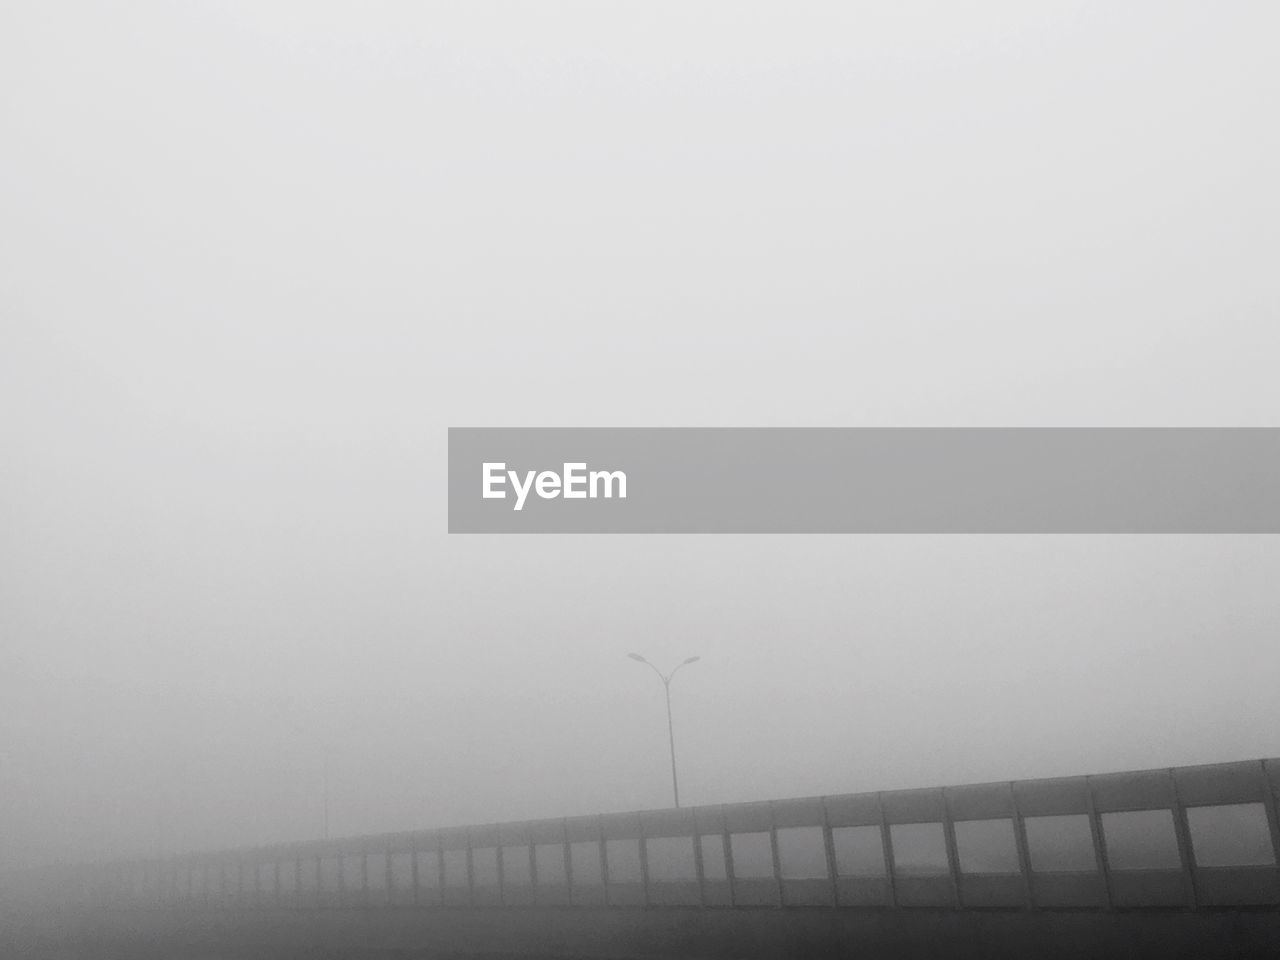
[627, 653, 646, 663]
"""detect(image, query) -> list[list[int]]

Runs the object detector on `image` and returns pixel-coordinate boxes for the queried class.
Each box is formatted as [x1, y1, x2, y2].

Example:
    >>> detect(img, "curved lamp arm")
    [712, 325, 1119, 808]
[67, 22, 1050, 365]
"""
[629, 653, 701, 684]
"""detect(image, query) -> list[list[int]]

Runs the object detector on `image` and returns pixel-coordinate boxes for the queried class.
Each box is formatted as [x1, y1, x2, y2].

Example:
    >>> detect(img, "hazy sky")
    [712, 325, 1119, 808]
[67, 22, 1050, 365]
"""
[3, 2, 1278, 868]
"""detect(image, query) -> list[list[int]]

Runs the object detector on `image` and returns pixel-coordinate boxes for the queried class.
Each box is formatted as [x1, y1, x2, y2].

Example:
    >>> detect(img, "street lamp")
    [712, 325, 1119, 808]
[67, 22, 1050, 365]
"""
[628, 653, 700, 808]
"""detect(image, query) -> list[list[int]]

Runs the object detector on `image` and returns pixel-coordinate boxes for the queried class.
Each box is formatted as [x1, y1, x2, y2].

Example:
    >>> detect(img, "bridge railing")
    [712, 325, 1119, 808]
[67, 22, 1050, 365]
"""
[14, 758, 1280, 913]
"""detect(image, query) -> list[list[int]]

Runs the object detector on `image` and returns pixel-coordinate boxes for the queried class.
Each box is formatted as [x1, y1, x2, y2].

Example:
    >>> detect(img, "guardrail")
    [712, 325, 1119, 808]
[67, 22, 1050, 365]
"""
[14, 758, 1280, 913]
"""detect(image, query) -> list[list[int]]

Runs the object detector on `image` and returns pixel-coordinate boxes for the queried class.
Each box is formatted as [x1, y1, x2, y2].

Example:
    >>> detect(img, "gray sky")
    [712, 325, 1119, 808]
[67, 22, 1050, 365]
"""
[2, 2, 1278, 868]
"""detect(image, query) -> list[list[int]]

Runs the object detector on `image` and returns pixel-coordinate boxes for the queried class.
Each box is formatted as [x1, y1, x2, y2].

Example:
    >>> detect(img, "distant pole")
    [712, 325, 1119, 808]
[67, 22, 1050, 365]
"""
[628, 653, 701, 808]
[662, 681, 679, 807]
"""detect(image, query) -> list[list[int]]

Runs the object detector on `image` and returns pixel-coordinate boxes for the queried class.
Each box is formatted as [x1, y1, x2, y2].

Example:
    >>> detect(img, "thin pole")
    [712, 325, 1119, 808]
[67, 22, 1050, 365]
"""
[664, 679, 680, 808]
[628, 653, 699, 811]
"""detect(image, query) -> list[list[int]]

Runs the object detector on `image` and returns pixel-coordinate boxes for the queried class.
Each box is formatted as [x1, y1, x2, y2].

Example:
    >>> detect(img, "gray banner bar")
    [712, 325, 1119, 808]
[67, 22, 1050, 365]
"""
[447, 428, 1280, 533]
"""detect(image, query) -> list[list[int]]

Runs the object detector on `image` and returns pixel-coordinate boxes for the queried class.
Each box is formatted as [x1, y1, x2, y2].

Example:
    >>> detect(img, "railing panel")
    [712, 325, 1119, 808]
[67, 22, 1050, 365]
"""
[278, 858, 298, 908]
[1175, 761, 1268, 806]
[723, 801, 773, 834]
[1091, 771, 1176, 812]
[648, 879, 701, 906]
[645, 835, 697, 882]
[568, 840, 605, 906]
[340, 854, 364, 907]
[414, 848, 442, 906]
[889, 823, 950, 878]
[835, 876, 892, 907]
[776, 826, 827, 880]
[693, 804, 726, 835]
[564, 815, 600, 843]
[1024, 814, 1097, 874]
[1194, 867, 1280, 907]
[365, 852, 388, 905]
[698, 833, 732, 906]
[318, 856, 341, 909]
[1030, 873, 1108, 908]
[298, 856, 319, 907]
[604, 837, 643, 906]
[533, 840, 569, 906]
[37, 758, 1280, 918]
[1013, 777, 1092, 817]
[781, 878, 833, 906]
[832, 824, 887, 879]
[499, 844, 533, 905]
[388, 851, 413, 905]
[729, 878, 777, 906]
[641, 807, 696, 837]
[471, 846, 500, 906]
[728, 832, 774, 880]
[1109, 870, 1189, 908]
[1186, 803, 1276, 868]
[882, 789, 947, 825]
[958, 874, 1024, 908]
[771, 797, 824, 829]
[947, 783, 1016, 821]
[825, 793, 882, 828]
[600, 811, 643, 841]
[1100, 810, 1181, 870]
[953, 819, 1020, 875]
[441, 848, 469, 906]
[253, 861, 274, 907]
[893, 875, 953, 907]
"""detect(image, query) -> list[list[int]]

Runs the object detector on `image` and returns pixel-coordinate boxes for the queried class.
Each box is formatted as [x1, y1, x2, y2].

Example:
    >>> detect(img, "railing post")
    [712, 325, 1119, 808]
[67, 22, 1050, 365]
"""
[767, 802, 784, 908]
[385, 846, 393, 907]
[820, 797, 839, 908]
[941, 789, 963, 909]
[496, 843, 506, 907]
[693, 817, 707, 907]
[724, 819, 737, 907]
[436, 834, 446, 895]
[465, 833, 475, 907]
[639, 819, 651, 908]
[1085, 777, 1113, 910]
[1009, 782, 1034, 910]
[1261, 761, 1280, 875]
[878, 793, 898, 908]
[1169, 768, 1198, 909]
[528, 833, 538, 889]
[561, 819, 572, 898]
[410, 846, 421, 906]
[598, 816, 610, 906]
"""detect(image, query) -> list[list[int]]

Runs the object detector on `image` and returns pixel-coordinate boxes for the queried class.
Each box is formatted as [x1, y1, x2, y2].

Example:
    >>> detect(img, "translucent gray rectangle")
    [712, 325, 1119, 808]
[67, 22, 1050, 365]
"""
[1187, 804, 1277, 868]
[449, 428, 1280, 533]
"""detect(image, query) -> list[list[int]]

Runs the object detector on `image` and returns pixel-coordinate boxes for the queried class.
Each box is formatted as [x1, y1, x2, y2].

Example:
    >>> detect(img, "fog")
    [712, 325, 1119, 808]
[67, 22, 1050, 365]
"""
[3, 2, 1278, 871]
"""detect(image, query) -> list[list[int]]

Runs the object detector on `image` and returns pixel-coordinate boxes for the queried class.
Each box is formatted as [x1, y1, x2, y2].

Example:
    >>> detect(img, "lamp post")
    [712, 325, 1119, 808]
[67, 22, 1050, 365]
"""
[628, 653, 700, 808]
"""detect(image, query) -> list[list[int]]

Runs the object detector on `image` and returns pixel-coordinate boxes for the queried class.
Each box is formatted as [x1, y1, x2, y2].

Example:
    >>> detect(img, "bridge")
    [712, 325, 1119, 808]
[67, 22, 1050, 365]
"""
[5, 758, 1280, 958]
